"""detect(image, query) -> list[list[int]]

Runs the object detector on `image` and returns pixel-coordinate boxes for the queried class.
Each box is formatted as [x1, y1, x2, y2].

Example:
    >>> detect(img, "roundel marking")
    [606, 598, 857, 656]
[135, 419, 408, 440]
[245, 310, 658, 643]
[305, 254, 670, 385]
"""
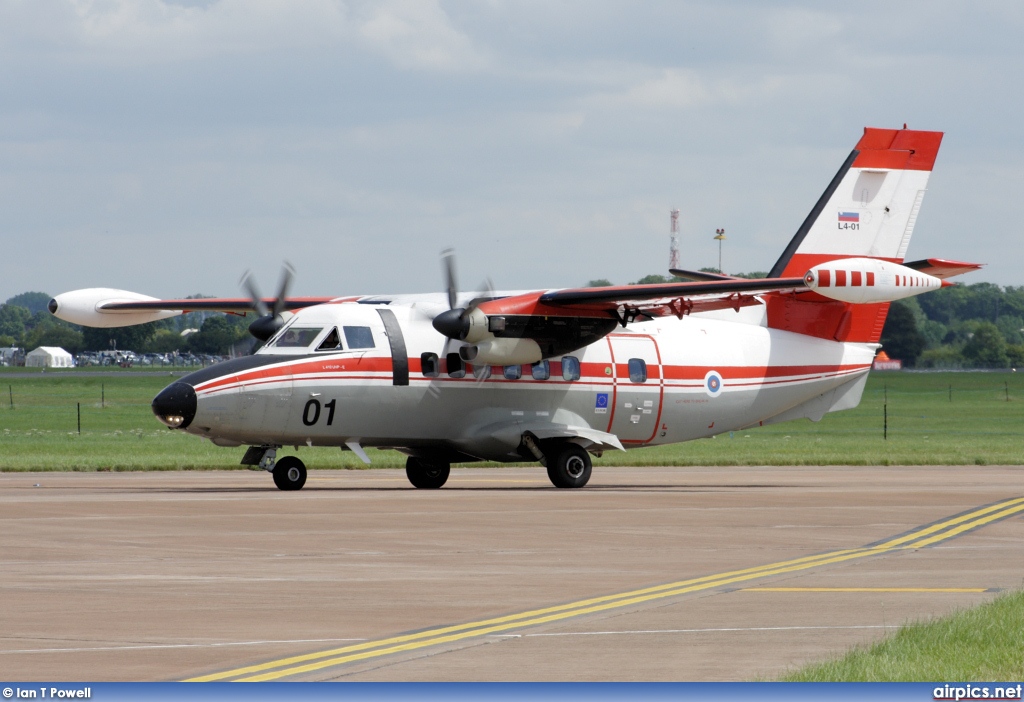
[704, 370, 724, 398]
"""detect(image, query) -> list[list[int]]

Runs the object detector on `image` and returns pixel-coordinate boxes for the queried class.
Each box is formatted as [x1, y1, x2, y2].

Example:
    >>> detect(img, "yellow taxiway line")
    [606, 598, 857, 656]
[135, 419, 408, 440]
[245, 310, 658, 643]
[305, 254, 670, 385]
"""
[744, 587, 991, 593]
[185, 495, 1024, 682]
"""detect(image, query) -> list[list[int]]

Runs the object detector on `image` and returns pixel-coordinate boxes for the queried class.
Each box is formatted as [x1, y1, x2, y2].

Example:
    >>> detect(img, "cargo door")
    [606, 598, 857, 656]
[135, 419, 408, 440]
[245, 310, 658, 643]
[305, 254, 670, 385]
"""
[607, 334, 663, 444]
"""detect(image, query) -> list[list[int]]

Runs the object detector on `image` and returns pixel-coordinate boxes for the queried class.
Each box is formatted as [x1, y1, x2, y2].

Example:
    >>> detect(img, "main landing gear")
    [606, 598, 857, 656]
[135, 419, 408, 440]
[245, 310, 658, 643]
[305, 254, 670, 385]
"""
[544, 443, 592, 489]
[405, 456, 451, 489]
[521, 435, 593, 489]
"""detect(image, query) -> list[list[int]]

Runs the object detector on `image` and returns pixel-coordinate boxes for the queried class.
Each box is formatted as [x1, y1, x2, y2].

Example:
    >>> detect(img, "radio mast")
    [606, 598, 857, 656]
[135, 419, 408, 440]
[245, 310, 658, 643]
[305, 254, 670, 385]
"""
[669, 209, 680, 271]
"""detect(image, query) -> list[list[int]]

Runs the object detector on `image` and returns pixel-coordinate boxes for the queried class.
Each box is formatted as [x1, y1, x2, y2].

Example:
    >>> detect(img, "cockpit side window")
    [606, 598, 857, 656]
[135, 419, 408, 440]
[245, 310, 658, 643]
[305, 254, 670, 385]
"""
[316, 328, 343, 352]
[343, 326, 375, 349]
[273, 327, 324, 348]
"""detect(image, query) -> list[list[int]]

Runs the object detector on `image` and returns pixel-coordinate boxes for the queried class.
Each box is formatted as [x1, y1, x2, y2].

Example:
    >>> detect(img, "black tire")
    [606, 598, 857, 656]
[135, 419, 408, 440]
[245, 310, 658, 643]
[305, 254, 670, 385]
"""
[406, 456, 450, 489]
[273, 456, 307, 491]
[546, 444, 592, 488]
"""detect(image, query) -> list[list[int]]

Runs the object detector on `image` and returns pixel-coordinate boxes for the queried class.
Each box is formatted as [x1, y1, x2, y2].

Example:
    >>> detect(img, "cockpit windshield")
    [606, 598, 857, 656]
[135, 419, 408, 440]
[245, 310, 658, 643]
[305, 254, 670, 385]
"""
[270, 327, 324, 348]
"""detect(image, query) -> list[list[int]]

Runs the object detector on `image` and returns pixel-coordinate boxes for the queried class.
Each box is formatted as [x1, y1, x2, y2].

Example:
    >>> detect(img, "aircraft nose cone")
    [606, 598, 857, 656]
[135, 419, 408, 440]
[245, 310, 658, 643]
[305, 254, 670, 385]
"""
[152, 382, 197, 429]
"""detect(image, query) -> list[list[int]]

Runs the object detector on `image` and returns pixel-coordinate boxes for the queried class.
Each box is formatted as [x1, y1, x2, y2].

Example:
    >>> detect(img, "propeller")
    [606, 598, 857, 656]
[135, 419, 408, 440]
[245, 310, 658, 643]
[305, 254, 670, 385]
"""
[425, 249, 494, 397]
[241, 262, 295, 341]
[431, 248, 492, 342]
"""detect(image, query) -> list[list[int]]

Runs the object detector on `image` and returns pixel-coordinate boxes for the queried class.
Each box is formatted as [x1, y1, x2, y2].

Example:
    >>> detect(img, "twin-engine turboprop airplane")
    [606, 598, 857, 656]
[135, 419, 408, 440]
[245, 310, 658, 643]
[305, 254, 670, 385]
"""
[51, 127, 980, 491]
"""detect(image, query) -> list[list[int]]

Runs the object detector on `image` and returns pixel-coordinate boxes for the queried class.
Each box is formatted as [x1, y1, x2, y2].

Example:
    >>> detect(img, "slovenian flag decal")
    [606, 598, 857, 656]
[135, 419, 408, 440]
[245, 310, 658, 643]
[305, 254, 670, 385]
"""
[838, 211, 860, 223]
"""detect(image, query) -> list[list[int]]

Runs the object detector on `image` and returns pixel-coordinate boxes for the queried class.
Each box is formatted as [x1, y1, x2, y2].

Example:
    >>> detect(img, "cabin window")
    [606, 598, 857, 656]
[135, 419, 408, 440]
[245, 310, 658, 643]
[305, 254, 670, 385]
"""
[503, 364, 522, 380]
[421, 352, 439, 378]
[446, 352, 466, 378]
[628, 358, 647, 383]
[316, 328, 342, 351]
[472, 364, 491, 380]
[561, 356, 581, 381]
[274, 327, 324, 348]
[531, 360, 550, 380]
[343, 326, 375, 349]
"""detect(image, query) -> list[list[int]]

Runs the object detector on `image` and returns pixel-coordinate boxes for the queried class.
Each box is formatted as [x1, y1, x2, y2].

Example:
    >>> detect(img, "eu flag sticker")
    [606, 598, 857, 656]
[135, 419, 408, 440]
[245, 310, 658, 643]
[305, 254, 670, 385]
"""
[595, 393, 609, 414]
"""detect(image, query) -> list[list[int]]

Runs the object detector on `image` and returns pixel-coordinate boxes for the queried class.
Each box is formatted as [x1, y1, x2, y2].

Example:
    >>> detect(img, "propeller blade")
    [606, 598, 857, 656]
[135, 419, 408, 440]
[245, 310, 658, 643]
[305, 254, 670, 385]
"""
[271, 262, 295, 318]
[441, 248, 458, 310]
[240, 270, 269, 317]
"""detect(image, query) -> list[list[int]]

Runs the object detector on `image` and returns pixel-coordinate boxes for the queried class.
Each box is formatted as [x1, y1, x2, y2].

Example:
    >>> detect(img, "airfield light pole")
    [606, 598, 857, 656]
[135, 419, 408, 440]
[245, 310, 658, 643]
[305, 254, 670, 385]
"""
[714, 228, 726, 274]
[669, 209, 680, 271]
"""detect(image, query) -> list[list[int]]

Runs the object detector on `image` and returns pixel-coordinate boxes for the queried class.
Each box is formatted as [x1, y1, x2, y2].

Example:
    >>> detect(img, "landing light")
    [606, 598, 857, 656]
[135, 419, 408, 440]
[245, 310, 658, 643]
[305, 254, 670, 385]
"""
[157, 414, 185, 428]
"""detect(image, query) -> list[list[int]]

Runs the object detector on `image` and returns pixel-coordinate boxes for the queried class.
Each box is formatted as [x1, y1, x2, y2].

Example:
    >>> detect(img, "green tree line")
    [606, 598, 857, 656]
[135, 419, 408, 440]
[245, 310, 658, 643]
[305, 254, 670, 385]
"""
[880, 283, 1024, 368]
[0, 292, 253, 356]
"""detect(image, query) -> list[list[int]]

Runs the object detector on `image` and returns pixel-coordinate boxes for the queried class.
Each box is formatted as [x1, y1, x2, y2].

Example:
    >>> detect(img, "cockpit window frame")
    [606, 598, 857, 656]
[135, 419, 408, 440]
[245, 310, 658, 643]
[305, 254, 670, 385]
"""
[270, 326, 327, 349]
[315, 327, 344, 352]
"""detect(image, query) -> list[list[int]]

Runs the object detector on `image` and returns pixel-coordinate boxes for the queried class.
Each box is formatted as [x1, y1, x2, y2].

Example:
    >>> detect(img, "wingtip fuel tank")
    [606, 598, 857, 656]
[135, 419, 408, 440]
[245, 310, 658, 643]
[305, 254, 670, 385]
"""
[803, 258, 943, 304]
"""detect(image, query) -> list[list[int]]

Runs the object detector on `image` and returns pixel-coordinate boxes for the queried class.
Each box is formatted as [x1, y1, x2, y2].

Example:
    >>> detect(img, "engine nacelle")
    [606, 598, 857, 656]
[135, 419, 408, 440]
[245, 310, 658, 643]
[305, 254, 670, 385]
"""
[459, 337, 543, 366]
[803, 258, 943, 304]
[49, 288, 180, 328]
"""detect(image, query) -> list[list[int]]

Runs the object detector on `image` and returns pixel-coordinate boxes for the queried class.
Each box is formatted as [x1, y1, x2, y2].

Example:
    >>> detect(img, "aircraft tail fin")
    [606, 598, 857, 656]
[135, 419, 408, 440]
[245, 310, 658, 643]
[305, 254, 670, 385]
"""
[766, 127, 943, 343]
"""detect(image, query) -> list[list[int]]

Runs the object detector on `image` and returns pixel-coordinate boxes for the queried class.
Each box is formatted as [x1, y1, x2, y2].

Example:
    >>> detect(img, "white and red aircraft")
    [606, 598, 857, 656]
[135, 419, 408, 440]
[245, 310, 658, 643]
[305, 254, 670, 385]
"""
[50, 127, 980, 491]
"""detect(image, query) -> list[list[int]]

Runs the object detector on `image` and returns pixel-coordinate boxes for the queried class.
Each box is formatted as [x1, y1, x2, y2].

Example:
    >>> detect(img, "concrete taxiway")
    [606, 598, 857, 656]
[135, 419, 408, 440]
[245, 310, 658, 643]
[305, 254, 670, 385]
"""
[1, 465, 1022, 681]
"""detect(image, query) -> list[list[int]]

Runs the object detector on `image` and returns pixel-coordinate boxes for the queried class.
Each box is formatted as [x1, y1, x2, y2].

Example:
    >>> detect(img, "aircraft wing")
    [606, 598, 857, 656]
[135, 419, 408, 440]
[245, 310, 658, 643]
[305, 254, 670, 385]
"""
[49, 288, 342, 328]
[96, 297, 336, 314]
[466, 278, 808, 344]
[539, 277, 806, 307]
[525, 277, 809, 322]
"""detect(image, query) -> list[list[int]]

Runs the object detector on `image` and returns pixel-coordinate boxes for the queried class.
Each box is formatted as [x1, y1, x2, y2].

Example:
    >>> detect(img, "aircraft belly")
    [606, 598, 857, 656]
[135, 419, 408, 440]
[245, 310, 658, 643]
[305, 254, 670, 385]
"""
[656, 370, 867, 443]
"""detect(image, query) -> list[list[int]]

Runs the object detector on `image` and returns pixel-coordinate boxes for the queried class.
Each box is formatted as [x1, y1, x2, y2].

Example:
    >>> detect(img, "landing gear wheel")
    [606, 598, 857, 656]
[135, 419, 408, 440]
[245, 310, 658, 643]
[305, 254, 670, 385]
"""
[406, 456, 450, 489]
[546, 444, 592, 489]
[273, 456, 307, 491]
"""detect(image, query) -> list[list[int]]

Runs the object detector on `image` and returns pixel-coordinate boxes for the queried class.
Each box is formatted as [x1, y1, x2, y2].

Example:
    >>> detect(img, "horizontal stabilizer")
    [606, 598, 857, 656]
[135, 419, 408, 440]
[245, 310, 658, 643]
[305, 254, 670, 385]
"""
[668, 269, 738, 282]
[902, 258, 983, 279]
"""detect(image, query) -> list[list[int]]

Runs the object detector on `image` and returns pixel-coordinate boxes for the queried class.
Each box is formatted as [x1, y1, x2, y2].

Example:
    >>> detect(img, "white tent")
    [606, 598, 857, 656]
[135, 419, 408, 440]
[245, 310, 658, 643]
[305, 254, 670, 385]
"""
[26, 346, 74, 368]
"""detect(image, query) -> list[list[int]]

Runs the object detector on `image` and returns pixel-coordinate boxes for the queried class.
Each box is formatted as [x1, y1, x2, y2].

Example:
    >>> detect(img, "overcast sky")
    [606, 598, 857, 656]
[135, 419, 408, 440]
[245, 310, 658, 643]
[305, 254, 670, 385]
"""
[2, 0, 1021, 302]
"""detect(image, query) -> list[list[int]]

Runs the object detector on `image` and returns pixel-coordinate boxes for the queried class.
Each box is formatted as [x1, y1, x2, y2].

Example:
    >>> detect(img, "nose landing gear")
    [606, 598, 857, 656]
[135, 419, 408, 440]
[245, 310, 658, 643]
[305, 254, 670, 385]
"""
[242, 445, 307, 491]
[273, 456, 307, 491]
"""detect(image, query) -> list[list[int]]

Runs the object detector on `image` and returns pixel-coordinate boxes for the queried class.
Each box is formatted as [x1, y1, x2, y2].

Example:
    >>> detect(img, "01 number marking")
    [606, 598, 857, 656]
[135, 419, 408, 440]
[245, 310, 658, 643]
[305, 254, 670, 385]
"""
[302, 399, 336, 426]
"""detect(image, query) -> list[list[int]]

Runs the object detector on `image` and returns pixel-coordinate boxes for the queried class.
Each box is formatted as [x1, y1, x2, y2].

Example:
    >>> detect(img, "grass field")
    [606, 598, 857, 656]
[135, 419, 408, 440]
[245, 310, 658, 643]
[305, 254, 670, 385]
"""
[781, 590, 1024, 681]
[1, 370, 1022, 471]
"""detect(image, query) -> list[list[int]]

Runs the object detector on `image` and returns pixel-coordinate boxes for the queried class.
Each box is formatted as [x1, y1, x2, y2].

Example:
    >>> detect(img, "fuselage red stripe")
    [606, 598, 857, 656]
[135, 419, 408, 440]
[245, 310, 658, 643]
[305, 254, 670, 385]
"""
[196, 363, 869, 397]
